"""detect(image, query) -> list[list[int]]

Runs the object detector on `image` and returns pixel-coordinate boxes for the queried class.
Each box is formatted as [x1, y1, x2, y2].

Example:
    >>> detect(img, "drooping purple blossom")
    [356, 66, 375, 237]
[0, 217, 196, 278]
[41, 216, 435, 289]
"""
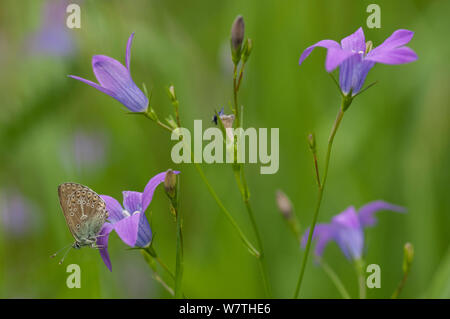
[299, 28, 417, 96]
[97, 170, 180, 271]
[69, 33, 148, 112]
[301, 201, 406, 260]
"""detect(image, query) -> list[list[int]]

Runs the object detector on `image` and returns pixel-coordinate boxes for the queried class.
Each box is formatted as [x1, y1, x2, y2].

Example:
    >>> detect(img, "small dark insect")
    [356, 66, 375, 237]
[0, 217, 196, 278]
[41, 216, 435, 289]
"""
[212, 107, 225, 125]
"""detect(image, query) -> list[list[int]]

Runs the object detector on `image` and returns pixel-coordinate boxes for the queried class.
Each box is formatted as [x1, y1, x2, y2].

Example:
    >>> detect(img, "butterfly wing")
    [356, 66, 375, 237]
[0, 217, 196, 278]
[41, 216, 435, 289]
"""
[58, 183, 108, 245]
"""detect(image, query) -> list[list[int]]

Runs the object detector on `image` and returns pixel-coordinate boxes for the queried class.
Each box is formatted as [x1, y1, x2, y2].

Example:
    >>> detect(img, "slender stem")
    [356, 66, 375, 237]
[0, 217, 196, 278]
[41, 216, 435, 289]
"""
[312, 152, 321, 188]
[317, 258, 351, 299]
[155, 255, 175, 280]
[392, 272, 409, 299]
[173, 179, 184, 299]
[231, 61, 271, 297]
[232, 64, 240, 128]
[236, 62, 246, 91]
[194, 162, 260, 257]
[293, 102, 346, 299]
[355, 259, 367, 299]
[153, 272, 175, 296]
[234, 167, 271, 297]
[141, 248, 176, 296]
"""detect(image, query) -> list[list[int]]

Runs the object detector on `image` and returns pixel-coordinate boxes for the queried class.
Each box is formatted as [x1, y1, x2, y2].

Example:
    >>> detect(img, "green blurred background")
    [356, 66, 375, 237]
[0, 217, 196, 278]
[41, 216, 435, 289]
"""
[0, 0, 448, 298]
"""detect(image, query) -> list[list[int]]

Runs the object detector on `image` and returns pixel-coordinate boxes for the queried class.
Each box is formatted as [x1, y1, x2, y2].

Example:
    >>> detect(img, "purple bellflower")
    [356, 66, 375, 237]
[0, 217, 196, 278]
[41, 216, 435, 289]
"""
[299, 28, 417, 97]
[69, 33, 148, 112]
[97, 170, 180, 271]
[301, 201, 405, 261]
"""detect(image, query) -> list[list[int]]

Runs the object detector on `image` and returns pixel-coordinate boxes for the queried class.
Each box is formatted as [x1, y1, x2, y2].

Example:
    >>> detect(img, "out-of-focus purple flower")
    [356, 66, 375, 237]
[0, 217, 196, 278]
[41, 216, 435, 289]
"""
[28, 0, 76, 57]
[0, 189, 38, 237]
[69, 33, 148, 112]
[73, 131, 107, 169]
[97, 170, 180, 271]
[301, 201, 405, 260]
[299, 28, 417, 96]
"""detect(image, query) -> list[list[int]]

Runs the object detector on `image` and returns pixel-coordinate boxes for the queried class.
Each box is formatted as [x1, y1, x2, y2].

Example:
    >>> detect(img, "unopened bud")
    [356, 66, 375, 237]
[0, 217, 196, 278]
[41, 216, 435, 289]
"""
[307, 133, 316, 153]
[167, 85, 177, 102]
[242, 38, 253, 63]
[231, 15, 245, 64]
[276, 190, 293, 219]
[365, 41, 373, 55]
[402, 242, 414, 274]
[164, 169, 177, 198]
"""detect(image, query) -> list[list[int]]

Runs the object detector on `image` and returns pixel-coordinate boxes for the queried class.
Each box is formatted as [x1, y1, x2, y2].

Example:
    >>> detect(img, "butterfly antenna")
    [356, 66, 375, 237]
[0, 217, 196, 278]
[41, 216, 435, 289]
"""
[50, 242, 73, 258]
[58, 245, 74, 265]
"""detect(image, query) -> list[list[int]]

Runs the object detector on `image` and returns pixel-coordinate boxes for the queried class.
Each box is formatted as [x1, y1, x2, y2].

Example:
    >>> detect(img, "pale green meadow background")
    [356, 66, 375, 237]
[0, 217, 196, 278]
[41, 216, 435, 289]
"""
[0, 0, 448, 298]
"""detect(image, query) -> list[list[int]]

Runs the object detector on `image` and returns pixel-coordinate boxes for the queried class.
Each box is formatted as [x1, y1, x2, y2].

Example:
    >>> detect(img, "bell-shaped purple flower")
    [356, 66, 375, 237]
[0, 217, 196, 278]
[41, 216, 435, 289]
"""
[97, 170, 180, 271]
[301, 201, 405, 260]
[299, 28, 417, 96]
[69, 33, 148, 112]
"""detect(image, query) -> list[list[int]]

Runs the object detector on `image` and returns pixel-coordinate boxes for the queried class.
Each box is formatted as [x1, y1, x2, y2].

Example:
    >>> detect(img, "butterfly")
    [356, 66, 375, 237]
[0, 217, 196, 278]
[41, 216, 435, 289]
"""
[52, 183, 109, 264]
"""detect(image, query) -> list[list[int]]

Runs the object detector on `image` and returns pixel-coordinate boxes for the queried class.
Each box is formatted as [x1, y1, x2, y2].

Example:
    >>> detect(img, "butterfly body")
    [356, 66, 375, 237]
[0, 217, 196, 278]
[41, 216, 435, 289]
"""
[57, 183, 108, 249]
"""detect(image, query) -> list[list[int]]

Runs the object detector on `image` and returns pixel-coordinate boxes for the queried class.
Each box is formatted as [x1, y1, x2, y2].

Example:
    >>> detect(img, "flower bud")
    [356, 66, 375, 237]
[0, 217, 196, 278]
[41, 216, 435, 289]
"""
[402, 242, 414, 274]
[276, 190, 293, 220]
[307, 133, 316, 153]
[242, 38, 253, 63]
[167, 85, 177, 102]
[230, 15, 245, 64]
[164, 169, 177, 198]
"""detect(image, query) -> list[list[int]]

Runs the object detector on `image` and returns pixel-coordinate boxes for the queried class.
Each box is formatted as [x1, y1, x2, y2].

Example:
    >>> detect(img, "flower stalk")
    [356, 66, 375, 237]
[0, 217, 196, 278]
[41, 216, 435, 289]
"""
[293, 97, 347, 298]
[355, 258, 367, 299]
[229, 18, 271, 296]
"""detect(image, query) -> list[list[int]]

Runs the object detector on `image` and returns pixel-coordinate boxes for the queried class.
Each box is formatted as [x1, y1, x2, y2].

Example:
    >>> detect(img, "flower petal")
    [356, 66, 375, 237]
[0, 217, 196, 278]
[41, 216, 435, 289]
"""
[339, 55, 375, 95]
[122, 191, 143, 213]
[365, 46, 418, 64]
[126, 32, 134, 71]
[372, 29, 415, 51]
[135, 212, 152, 247]
[299, 39, 356, 72]
[100, 195, 124, 223]
[301, 224, 337, 257]
[142, 170, 180, 212]
[334, 226, 364, 260]
[68, 75, 117, 98]
[113, 212, 141, 247]
[358, 200, 406, 227]
[340, 27, 365, 53]
[332, 206, 361, 229]
[97, 223, 114, 272]
[91, 55, 148, 112]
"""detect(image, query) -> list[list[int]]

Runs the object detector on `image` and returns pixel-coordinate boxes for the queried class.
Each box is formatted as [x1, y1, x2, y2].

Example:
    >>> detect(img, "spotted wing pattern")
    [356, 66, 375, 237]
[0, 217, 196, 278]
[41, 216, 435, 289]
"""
[58, 183, 108, 246]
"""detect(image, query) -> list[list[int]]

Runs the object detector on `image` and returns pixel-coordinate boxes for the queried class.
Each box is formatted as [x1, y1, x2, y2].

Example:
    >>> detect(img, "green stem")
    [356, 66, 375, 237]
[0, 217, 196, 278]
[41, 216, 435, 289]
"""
[194, 162, 260, 257]
[231, 61, 270, 296]
[293, 102, 346, 299]
[317, 258, 351, 299]
[234, 166, 271, 297]
[355, 259, 367, 299]
[391, 273, 408, 299]
[173, 180, 184, 299]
